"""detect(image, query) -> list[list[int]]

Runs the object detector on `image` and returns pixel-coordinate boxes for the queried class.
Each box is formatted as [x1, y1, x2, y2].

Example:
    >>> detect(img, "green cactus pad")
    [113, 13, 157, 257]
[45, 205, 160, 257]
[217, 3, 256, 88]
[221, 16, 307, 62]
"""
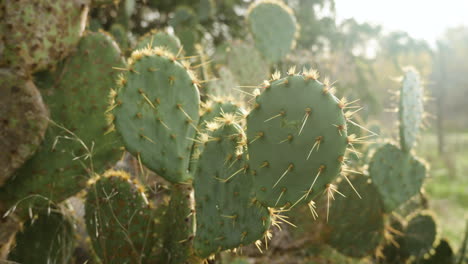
[199, 98, 245, 128]
[226, 40, 270, 86]
[403, 211, 438, 258]
[9, 208, 75, 264]
[0, 70, 49, 187]
[326, 175, 385, 258]
[112, 47, 200, 183]
[196, 0, 215, 22]
[135, 30, 182, 55]
[85, 170, 156, 264]
[369, 143, 426, 212]
[399, 68, 424, 152]
[0, 0, 88, 72]
[161, 184, 194, 264]
[169, 6, 198, 28]
[420, 239, 454, 264]
[0, 32, 124, 213]
[110, 24, 130, 52]
[247, 0, 298, 63]
[194, 122, 271, 258]
[247, 73, 348, 208]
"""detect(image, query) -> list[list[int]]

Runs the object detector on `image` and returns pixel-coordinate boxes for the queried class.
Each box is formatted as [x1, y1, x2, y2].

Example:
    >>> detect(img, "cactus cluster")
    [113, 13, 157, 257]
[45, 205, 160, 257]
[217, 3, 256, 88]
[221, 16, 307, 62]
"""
[0, 0, 466, 264]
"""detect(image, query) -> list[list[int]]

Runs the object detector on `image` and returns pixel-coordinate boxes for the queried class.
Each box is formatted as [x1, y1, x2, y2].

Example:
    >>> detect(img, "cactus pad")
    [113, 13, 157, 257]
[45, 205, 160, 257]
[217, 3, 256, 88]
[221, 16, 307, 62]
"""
[194, 122, 271, 258]
[226, 40, 269, 86]
[0, 32, 124, 212]
[85, 170, 155, 264]
[326, 175, 385, 258]
[135, 30, 182, 55]
[420, 239, 454, 264]
[0, 70, 48, 187]
[0, 0, 88, 72]
[9, 209, 75, 264]
[247, 73, 348, 208]
[399, 68, 424, 152]
[112, 47, 200, 183]
[247, 0, 298, 63]
[403, 211, 438, 258]
[369, 143, 426, 212]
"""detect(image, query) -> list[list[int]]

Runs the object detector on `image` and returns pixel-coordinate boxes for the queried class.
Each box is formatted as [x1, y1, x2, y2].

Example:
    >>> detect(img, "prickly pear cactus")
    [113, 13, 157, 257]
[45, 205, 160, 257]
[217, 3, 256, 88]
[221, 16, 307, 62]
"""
[420, 239, 454, 264]
[326, 175, 385, 258]
[110, 24, 130, 52]
[85, 170, 156, 264]
[403, 211, 438, 258]
[226, 40, 269, 86]
[0, 70, 49, 186]
[399, 67, 424, 152]
[194, 121, 271, 258]
[199, 98, 245, 128]
[9, 208, 75, 264]
[111, 47, 200, 183]
[0, 32, 124, 213]
[135, 30, 182, 55]
[247, 70, 348, 208]
[0, 0, 89, 72]
[369, 143, 426, 212]
[247, 0, 298, 63]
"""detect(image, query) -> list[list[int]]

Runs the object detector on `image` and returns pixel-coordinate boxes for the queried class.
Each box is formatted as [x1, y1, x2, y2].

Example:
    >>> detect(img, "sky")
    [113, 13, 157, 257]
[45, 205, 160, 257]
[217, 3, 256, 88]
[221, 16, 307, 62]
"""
[334, 0, 468, 44]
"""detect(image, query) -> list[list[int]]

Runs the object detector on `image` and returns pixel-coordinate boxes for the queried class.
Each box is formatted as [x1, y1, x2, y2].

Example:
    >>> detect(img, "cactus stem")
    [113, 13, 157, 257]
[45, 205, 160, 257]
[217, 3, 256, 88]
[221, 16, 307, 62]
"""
[273, 163, 294, 188]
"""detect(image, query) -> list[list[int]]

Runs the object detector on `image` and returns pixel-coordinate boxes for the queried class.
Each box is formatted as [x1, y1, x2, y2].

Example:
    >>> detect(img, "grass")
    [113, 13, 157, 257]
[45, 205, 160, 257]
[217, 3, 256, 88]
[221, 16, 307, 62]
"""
[417, 132, 468, 251]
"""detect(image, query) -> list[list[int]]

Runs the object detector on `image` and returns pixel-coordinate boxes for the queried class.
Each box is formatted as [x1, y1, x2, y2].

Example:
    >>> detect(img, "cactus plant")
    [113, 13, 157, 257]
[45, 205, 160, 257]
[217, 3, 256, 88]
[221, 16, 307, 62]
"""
[246, 70, 349, 208]
[111, 47, 200, 184]
[369, 143, 426, 212]
[0, 70, 49, 186]
[0, 0, 89, 72]
[194, 121, 271, 258]
[9, 207, 75, 264]
[135, 30, 182, 55]
[326, 174, 385, 258]
[85, 170, 156, 263]
[247, 0, 298, 63]
[0, 31, 124, 214]
[399, 67, 424, 152]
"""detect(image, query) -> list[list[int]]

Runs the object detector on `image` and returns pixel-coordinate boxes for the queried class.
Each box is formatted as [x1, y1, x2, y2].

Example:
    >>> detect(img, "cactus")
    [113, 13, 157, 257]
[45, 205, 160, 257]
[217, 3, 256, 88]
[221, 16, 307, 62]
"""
[247, 0, 298, 63]
[420, 239, 454, 264]
[0, 0, 88, 72]
[194, 121, 271, 258]
[110, 24, 130, 53]
[403, 211, 438, 258]
[246, 71, 349, 208]
[85, 170, 156, 263]
[369, 143, 426, 212]
[0, 31, 124, 213]
[226, 40, 270, 86]
[9, 207, 75, 264]
[0, 70, 49, 186]
[399, 67, 424, 152]
[326, 175, 385, 258]
[111, 47, 200, 184]
[135, 30, 182, 55]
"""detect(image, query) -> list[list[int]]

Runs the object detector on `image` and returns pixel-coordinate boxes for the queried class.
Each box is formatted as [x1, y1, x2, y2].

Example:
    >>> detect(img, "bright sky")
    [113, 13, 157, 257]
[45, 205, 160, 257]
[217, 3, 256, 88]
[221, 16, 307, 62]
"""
[335, 0, 468, 44]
